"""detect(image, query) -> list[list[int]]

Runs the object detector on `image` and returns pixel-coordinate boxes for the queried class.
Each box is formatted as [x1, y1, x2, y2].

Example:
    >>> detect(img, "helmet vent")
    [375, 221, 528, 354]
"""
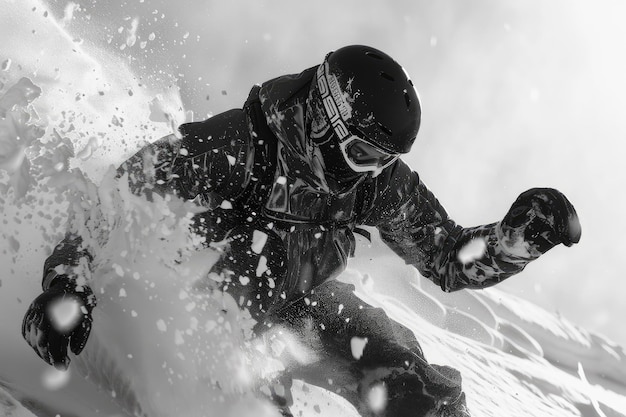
[377, 122, 393, 136]
[380, 71, 395, 82]
[365, 51, 384, 60]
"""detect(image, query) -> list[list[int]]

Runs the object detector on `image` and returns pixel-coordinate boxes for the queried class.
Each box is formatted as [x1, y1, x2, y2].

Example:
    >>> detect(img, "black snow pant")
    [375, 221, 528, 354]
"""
[207, 225, 470, 417]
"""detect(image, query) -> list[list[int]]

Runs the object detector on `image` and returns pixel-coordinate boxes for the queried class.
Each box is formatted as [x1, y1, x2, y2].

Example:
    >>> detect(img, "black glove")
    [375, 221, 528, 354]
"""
[22, 274, 96, 370]
[501, 188, 581, 257]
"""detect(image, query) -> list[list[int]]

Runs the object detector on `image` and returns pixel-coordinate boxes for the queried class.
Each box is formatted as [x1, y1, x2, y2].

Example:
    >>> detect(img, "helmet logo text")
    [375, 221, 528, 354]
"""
[317, 62, 351, 140]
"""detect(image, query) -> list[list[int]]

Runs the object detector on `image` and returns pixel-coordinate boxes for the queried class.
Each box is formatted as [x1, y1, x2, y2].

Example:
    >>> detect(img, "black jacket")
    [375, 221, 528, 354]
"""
[43, 66, 534, 300]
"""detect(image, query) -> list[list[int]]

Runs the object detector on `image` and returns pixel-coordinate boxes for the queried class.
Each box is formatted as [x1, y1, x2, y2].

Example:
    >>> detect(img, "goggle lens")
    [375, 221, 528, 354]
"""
[344, 139, 397, 167]
[339, 135, 399, 174]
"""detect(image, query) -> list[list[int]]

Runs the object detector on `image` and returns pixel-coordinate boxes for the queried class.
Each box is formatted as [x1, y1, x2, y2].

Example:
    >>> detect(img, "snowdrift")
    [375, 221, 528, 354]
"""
[1, 1, 626, 416]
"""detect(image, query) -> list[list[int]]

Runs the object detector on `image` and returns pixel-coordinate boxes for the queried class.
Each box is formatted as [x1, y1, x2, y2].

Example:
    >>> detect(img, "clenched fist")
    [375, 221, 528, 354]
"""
[22, 274, 96, 370]
[500, 188, 581, 258]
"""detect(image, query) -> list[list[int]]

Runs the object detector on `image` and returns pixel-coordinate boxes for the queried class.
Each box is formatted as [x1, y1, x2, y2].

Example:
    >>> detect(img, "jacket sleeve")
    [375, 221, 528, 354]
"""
[42, 109, 255, 289]
[120, 108, 254, 205]
[359, 160, 536, 292]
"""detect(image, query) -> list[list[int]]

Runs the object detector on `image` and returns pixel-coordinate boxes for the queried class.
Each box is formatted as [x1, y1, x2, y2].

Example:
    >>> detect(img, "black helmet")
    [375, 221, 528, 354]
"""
[317, 45, 421, 155]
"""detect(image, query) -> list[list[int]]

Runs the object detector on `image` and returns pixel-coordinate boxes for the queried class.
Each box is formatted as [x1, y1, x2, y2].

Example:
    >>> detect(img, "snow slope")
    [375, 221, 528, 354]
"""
[1, 1, 626, 416]
[341, 237, 626, 417]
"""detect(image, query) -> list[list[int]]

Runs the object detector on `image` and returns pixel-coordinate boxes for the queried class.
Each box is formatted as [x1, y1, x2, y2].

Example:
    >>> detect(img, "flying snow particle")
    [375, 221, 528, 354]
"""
[251, 230, 268, 254]
[220, 200, 233, 209]
[42, 367, 71, 391]
[174, 330, 184, 346]
[367, 383, 388, 414]
[457, 238, 487, 265]
[274, 383, 286, 398]
[226, 154, 236, 166]
[125, 18, 139, 47]
[256, 255, 268, 277]
[156, 319, 167, 332]
[259, 385, 272, 397]
[112, 263, 125, 276]
[239, 276, 250, 286]
[205, 320, 217, 332]
[49, 298, 82, 332]
[350, 336, 368, 360]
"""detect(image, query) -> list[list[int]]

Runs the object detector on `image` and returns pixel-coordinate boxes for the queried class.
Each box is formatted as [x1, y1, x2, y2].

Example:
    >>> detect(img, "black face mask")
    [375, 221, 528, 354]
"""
[316, 138, 364, 184]
[306, 85, 364, 186]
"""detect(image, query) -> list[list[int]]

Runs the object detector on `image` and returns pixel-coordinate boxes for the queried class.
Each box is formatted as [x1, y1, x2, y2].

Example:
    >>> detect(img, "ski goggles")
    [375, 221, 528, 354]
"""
[316, 61, 399, 176]
[338, 135, 399, 175]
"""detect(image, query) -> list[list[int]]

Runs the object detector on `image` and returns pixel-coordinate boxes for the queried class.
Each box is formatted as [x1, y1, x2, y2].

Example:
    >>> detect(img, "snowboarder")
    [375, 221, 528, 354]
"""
[22, 45, 581, 417]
